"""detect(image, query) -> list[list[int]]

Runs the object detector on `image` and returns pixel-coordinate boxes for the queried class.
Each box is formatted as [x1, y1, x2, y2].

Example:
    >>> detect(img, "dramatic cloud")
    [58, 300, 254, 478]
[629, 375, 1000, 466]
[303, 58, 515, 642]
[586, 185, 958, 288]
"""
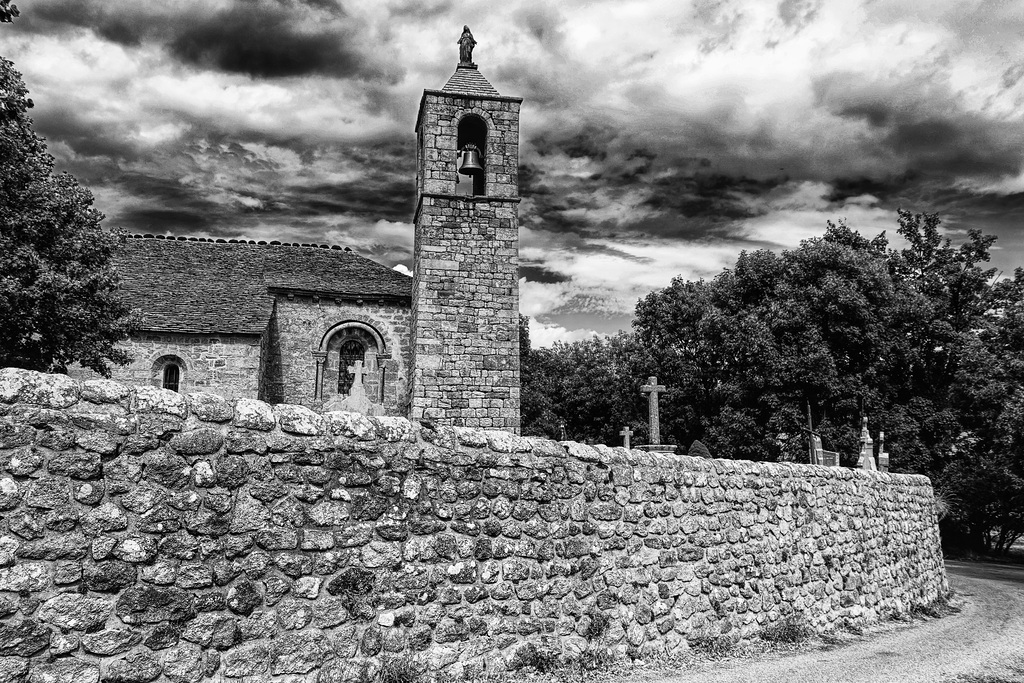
[4, 0, 1024, 345]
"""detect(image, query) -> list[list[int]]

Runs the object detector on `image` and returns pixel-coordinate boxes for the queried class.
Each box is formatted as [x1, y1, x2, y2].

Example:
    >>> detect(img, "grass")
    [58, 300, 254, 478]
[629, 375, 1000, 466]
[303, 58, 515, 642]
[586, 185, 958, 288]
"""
[945, 661, 1024, 683]
[912, 591, 961, 619]
[388, 594, 965, 683]
[687, 633, 735, 658]
[453, 644, 616, 683]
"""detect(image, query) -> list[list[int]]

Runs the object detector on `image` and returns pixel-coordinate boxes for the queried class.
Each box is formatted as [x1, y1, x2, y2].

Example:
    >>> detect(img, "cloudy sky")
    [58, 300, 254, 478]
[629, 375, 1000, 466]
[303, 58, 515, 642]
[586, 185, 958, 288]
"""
[4, 0, 1024, 345]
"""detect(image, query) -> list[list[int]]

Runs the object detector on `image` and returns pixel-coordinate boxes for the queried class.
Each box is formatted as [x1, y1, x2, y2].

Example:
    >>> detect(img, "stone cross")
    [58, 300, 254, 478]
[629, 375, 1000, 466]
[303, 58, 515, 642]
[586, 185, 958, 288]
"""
[878, 430, 890, 473]
[641, 376, 666, 445]
[858, 416, 876, 471]
[619, 426, 633, 449]
[346, 360, 367, 399]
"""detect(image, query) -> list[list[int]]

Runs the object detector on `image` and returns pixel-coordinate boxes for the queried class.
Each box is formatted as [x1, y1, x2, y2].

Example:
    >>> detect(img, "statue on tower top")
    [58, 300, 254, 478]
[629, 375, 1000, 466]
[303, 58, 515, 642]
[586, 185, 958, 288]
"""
[458, 26, 477, 64]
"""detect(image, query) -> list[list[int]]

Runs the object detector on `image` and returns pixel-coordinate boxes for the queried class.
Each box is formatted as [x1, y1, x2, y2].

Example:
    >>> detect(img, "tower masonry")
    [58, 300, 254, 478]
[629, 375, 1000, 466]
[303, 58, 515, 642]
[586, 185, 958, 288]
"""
[410, 31, 522, 432]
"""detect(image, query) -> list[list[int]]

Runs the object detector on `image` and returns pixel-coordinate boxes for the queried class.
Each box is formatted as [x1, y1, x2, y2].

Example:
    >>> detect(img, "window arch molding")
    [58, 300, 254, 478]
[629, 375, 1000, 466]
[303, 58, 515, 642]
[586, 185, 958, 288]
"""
[318, 320, 386, 354]
[150, 353, 188, 392]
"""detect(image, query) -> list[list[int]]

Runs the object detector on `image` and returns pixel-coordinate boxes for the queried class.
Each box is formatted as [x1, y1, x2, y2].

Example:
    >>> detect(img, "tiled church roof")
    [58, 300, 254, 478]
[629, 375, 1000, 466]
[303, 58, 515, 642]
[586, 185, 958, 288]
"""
[441, 64, 500, 97]
[115, 236, 412, 335]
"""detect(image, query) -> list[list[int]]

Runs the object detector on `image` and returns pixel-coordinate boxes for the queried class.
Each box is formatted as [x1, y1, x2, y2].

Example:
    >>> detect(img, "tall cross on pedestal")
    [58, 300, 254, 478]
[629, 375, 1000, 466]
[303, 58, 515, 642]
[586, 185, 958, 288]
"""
[619, 426, 633, 449]
[641, 376, 666, 445]
[877, 430, 890, 473]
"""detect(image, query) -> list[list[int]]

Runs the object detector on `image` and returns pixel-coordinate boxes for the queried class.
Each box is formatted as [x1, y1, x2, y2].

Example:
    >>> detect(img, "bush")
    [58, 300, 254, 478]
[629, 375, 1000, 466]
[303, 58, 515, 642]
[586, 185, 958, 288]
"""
[581, 609, 610, 640]
[688, 440, 712, 458]
[841, 619, 863, 635]
[378, 657, 425, 683]
[509, 643, 563, 673]
[759, 616, 814, 644]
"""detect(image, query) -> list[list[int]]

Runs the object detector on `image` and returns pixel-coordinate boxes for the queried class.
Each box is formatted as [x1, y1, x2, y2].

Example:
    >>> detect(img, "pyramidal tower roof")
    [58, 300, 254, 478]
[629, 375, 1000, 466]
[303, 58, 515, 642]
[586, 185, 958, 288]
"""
[441, 26, 500, 97]
[442, 63, 500, 97]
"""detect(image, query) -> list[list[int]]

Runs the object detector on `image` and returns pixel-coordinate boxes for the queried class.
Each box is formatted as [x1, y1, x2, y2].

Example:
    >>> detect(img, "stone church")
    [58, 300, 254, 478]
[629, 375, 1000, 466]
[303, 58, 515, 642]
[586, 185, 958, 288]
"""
[88, 38, 523, 432]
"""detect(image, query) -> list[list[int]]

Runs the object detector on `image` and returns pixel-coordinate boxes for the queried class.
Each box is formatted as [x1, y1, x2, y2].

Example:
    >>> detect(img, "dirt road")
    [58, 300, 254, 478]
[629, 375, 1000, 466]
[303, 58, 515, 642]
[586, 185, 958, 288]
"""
[625, 560, 1024, 683]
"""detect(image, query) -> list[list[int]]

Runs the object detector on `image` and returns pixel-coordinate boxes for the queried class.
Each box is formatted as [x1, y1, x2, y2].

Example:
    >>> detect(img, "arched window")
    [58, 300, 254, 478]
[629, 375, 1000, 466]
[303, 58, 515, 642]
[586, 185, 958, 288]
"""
[152, 354, 186, 393]
[162, 363, 180, 392]
[317, 321, 386, 403]
[337, 339, 366, 394]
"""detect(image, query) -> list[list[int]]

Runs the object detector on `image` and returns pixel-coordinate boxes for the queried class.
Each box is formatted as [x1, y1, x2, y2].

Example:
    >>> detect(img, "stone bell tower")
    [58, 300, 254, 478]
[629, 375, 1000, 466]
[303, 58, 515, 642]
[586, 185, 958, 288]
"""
[410, 27, 522, 432]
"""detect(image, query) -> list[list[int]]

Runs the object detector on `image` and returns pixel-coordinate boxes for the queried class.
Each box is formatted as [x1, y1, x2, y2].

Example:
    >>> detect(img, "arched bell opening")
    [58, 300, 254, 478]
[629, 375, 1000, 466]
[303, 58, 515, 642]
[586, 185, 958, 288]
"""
[456, 114, 487, 196]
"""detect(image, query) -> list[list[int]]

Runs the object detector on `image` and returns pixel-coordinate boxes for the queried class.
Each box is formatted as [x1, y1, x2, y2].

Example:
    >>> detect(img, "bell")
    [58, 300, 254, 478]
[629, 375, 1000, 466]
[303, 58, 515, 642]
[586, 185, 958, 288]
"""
[458, 148, 484, 176]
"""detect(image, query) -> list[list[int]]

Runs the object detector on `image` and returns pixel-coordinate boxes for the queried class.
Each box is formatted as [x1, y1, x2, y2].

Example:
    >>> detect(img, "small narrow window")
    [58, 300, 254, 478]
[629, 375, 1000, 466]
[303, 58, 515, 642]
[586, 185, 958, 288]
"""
[163, 364, 180, 392]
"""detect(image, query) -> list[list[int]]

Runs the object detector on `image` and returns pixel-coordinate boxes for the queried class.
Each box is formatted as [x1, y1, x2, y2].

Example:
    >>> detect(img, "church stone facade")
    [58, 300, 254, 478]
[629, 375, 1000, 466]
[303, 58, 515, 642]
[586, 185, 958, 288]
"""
[82, 56, 522, 432]
[94, 237, 414, 415]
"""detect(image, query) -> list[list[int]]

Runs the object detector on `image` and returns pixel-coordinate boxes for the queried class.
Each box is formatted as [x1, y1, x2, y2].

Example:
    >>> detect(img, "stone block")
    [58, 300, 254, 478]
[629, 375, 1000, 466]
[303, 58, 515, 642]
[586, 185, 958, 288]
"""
[133, 385, 186, 417]
[187, 392, 234, 422]
[233, 398, 275, 431]
[276, 404, 325, 436]
[0, 368, 80, 408]
[24, 658, 98, 683]
[37, 594, 111, 631]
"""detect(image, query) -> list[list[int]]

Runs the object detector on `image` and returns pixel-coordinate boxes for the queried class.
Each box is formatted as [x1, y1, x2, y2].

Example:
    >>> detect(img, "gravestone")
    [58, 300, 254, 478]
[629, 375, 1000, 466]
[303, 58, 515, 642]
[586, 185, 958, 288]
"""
[619, 426, 633, 449]
[857, 417, 877, 471]
[810, 434, 823, 466]
[878, 430, 890, 473]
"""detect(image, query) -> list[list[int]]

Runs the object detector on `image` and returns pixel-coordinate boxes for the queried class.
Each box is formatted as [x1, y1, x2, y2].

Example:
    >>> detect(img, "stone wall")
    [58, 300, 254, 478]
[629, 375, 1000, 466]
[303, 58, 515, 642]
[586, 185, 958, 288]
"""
[0, 368, 946, 683]
[70, 333, 263, 401]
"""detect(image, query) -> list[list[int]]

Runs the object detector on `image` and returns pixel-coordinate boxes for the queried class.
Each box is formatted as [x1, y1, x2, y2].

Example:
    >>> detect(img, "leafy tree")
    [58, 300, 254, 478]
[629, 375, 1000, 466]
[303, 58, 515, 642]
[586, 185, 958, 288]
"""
[936, 267, 1024, 553]
[633, 220, 924, 463]
[0, 56, 137, 376]
[520, 315, 561, 438]
[0, 1, 18, 23]
[521, 210, 1024, 554]
[520, 320, 649, 444]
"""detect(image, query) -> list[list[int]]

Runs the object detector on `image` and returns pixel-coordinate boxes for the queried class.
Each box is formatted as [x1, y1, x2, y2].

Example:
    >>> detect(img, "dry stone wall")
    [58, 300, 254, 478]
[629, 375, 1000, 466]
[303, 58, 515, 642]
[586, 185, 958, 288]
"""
[0, 368, 946, 682]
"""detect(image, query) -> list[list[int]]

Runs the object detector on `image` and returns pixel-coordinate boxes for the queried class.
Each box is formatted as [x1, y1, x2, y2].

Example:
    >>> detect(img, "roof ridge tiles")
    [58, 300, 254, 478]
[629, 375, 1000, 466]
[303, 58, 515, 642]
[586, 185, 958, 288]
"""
[127, 233, 352, 251]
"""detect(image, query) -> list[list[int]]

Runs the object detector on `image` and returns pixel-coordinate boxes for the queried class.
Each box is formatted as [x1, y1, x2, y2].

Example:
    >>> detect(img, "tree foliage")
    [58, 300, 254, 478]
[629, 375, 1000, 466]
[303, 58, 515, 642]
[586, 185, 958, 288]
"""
[521, 211, 1024, 554]
[521, 318, 649, 444]
[0, 56, 137, 376]
[0, 1, 18, 24]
